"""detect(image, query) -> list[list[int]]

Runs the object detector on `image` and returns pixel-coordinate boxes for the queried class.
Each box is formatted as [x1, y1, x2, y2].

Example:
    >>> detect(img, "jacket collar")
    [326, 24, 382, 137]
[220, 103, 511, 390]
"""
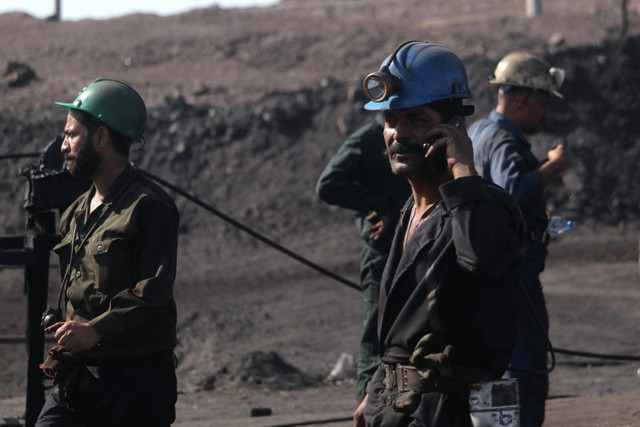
[77, 164, 136, 216]
[489, 110, 530, 149]
[101, 164, 136, 207]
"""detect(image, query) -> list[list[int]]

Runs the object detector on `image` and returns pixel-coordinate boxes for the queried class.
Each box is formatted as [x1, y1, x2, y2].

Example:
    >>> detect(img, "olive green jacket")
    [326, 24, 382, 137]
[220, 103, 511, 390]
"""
[53, 165, 179, 361]
[316, 115, 410, 252]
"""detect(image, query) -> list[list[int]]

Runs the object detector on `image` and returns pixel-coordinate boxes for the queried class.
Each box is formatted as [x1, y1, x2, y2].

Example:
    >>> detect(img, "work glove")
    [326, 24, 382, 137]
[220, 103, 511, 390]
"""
[410, 333, 455, 381]
[40, 346, 98, 402]
[412, 333, 495, 395]
[412, 333, 472, 397]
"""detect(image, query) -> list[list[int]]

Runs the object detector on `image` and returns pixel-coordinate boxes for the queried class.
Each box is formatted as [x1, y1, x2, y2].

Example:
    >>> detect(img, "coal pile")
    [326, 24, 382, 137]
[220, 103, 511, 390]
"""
[541, 36, 640, 225]
[1, 36, 639, 242]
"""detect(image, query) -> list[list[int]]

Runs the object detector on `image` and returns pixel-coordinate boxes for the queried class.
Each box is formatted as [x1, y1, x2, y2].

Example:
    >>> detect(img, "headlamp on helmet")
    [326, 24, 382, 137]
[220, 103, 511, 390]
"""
[363, 41, 415, 102]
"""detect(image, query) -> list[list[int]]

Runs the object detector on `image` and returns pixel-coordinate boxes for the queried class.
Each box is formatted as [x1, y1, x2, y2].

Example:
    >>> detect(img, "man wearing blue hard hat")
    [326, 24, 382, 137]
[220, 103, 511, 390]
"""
[353, 41, 526, 426]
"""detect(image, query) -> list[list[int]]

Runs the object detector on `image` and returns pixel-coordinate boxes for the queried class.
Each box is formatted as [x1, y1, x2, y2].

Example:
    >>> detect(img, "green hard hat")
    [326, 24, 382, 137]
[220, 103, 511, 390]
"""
[55, 78, 147, 142]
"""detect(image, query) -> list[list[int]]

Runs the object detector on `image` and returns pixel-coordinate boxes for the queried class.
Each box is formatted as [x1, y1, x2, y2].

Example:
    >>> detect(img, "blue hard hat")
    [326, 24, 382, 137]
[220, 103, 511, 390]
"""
[364, 42, 473, 111]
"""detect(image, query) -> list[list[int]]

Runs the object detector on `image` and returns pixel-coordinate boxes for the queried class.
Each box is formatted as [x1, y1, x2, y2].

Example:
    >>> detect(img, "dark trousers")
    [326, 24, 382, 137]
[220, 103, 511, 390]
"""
[505, 268, 549, 427]
[357, 245, 387, 403]
[36, 352, 177, 427]
[363, 365, 472, 427]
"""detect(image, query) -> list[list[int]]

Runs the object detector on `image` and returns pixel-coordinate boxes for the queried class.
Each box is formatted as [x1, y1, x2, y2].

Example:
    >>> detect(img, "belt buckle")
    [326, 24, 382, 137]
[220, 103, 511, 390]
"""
[397, 365, 411, 392]
[399, 365, 407, 392]
[384, 364, 396, 389]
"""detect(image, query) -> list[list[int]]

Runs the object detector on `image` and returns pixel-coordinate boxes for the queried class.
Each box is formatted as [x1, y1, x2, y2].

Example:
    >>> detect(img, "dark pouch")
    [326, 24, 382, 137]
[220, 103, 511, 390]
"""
[40, 346, 99, 402]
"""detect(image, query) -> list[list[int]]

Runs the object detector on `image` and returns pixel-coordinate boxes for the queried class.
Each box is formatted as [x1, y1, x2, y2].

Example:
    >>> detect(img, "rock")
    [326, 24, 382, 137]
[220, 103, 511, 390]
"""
[2, 61, 37, 87]
[327, 352, 356, 381]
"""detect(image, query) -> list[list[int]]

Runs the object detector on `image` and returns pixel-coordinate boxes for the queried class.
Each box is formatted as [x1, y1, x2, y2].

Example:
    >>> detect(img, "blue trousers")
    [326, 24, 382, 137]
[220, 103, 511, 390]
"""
[505, 268, 549, 427]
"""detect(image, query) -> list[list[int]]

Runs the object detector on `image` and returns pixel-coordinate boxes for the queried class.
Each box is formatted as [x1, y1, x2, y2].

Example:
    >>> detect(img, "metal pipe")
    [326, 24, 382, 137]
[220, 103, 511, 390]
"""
[526, 0, 542, 17]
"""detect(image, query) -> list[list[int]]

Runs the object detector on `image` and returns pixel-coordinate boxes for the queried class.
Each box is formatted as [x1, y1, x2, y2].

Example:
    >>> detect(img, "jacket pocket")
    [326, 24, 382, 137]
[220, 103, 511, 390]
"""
[86, 237, 132, 290]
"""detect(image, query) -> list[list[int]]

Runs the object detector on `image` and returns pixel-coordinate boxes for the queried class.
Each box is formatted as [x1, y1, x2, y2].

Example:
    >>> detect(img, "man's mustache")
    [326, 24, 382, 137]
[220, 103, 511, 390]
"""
[386, 141, 423, 156]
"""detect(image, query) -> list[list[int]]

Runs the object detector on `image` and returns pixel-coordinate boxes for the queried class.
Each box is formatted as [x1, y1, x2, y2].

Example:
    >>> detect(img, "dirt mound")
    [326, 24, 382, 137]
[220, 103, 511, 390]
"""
[199, 350, 319, 391]
[2, 36, 640, 239]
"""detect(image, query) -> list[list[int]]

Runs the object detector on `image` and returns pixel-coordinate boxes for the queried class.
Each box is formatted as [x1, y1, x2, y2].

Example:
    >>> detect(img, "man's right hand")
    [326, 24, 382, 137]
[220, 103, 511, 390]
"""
[46, 320, 101, 353]
[547, 144, 569, 171]
[353, 394, 368, 427]
[537, 144, 569, 188]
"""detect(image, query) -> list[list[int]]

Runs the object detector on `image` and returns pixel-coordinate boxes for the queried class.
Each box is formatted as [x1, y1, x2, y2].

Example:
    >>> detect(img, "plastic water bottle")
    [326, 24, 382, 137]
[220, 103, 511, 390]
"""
[546, 216, 573, 235]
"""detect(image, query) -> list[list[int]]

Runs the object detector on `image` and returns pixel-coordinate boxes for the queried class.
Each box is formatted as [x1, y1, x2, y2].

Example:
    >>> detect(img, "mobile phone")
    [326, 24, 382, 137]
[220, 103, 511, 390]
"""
[422, 115, 465, 176]
[422, 115, 465, 153]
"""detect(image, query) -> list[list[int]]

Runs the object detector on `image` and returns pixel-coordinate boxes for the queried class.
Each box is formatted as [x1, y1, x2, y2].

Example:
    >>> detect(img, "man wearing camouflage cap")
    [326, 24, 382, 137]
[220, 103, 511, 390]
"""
[469, 52, 570, 427]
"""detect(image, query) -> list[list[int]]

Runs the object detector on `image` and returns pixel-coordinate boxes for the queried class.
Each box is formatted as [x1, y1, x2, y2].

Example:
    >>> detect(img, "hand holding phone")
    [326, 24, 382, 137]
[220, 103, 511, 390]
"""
[421, 116, 466, 176]
[422, 115, 465, 152]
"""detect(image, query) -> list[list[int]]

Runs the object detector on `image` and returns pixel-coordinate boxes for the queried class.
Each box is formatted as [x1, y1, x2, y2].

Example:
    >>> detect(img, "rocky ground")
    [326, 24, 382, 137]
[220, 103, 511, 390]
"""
[1, 0, 640, 425]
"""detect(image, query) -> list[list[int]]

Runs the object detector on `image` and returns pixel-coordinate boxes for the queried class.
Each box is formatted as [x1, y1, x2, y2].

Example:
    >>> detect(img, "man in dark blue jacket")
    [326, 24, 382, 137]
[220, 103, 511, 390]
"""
[469, 52, 569, 427]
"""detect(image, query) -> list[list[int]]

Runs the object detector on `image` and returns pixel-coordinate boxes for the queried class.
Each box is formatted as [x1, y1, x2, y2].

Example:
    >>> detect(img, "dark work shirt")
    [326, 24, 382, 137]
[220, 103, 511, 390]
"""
[378, 176, 525, 375]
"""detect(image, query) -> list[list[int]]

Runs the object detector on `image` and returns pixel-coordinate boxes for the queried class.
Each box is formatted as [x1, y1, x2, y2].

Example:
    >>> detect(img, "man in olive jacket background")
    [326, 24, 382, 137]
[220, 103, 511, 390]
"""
[317, 113, 410, 402]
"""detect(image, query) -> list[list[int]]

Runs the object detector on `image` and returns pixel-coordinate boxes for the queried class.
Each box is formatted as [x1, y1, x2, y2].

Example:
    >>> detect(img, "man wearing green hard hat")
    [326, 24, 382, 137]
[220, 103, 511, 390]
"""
[36, 78, 180, 426]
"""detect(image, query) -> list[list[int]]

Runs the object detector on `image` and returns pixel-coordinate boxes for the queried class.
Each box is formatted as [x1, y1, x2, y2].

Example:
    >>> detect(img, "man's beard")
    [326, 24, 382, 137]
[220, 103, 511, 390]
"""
[65, 136, 100, 178]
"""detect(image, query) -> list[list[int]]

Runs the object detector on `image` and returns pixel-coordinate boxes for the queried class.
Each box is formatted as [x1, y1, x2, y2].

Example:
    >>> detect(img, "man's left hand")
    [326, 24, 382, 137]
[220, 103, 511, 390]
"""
[46, 321, 102, 353]
[423, 122, 476, 179]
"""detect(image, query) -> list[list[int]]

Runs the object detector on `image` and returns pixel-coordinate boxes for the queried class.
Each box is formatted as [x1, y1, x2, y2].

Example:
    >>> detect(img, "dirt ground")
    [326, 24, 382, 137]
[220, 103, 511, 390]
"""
[1, 0, 640, 426]
[1, 226, 639, 426]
